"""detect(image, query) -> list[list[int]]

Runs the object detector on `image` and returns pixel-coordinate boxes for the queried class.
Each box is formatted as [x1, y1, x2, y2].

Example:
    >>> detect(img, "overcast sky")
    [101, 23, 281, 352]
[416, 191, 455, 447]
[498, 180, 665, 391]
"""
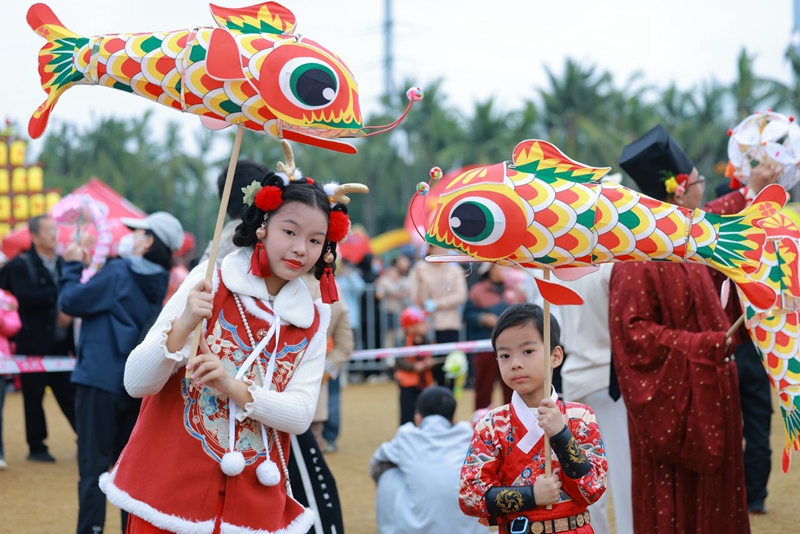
[1, 0, 796, 156]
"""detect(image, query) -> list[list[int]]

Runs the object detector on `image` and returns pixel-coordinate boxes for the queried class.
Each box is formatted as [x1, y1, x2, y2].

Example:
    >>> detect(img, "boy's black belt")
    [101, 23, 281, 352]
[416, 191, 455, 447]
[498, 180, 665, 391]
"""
[507, 511, 591, 533]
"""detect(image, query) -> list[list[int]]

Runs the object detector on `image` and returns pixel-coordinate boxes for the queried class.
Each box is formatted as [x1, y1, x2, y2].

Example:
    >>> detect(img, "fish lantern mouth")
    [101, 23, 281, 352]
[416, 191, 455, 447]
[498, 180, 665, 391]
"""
[276, 87, 423, 154]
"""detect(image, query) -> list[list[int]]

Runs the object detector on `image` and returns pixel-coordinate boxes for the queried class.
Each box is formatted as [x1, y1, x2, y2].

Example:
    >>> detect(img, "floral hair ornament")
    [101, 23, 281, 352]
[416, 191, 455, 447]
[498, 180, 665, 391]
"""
[662, 171, 689, 196]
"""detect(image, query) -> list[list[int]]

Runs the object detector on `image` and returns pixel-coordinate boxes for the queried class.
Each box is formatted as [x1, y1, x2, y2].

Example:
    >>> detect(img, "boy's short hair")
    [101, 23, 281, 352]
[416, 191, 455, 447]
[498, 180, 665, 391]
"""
[415, 386, 456, 421]
[491, 303, 561, 353]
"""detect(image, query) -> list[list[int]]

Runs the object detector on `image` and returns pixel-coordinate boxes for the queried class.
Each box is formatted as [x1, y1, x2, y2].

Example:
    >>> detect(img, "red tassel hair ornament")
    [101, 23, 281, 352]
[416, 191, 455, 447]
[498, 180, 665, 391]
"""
[320, 246, 338, 304]
[250, 224, 271, 277]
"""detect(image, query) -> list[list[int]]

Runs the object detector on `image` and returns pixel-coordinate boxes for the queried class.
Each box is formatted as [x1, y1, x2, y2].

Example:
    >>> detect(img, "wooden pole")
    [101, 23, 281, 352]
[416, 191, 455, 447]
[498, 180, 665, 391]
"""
[542, 269, 553, 509]
[726, 313, 745, 340]
[185, 126, 245, 378]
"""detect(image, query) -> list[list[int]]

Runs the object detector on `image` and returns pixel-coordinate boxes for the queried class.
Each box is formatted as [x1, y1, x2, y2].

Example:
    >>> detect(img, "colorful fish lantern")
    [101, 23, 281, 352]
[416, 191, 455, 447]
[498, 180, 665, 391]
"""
[420, 139, 786, 311]
[26, 2, 421, 154]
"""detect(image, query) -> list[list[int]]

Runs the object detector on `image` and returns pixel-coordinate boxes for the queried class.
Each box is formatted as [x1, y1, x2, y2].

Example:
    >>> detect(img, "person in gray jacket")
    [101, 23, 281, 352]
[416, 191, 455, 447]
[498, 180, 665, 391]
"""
[370, 386, 489, 534]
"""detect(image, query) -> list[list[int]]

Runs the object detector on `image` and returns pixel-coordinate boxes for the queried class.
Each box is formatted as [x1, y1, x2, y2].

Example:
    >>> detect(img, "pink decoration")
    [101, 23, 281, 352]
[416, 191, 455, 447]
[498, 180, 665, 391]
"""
[51, 194, 112, 282]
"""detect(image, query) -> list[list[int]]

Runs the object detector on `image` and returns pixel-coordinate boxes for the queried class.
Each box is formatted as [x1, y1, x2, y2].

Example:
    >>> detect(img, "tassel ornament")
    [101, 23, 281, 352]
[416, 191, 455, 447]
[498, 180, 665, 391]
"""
[250, 241, 271, 277]
[321, 264, 338, 304]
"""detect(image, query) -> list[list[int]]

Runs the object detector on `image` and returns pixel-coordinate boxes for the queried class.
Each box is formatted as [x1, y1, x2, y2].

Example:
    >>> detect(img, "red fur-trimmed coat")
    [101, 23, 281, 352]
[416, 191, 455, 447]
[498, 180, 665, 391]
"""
[101, 249, 330, 534]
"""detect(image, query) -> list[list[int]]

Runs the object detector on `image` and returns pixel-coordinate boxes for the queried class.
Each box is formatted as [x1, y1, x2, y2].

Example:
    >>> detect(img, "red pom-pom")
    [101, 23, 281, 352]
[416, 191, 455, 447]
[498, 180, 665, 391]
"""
[327, 211, 350, 242]
[727, 129, 733, 136]
[791, 116, 796, 122]
[675, 173, 690, 186]
[255, 186, 283, 212]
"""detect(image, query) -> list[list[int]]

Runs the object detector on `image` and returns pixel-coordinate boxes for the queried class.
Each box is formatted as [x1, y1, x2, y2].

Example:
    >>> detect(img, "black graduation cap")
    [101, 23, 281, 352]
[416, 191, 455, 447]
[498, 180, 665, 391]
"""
[618, 124, 694, 201]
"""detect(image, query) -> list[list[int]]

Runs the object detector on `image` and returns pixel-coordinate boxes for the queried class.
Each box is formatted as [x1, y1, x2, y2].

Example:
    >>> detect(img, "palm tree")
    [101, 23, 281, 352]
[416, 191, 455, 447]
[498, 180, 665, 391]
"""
[731, 48, 790, 118]
[538, 58, 618, 166]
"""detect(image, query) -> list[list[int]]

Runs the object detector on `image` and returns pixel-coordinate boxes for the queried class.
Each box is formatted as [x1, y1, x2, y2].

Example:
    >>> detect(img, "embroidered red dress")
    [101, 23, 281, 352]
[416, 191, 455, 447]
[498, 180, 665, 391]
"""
[459, 391, 607, 533]
[609, 262, 750, 533]
[101, 250, 330, 534]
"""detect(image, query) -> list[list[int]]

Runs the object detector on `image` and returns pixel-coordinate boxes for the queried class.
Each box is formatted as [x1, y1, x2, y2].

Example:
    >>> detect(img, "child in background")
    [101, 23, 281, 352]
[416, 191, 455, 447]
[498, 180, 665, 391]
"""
[394, 306, 434, 426]
[460, 303, 607, 534]
[0, 288, 22, 470]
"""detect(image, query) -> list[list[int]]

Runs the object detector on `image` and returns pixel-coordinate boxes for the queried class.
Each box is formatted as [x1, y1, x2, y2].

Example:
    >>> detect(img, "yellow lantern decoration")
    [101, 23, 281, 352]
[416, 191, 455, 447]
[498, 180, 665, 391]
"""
[12, 195, 28, 221]
[10, 140, 26, 167]
[0, 196, 10, 220]
[0, 142, 7, 167]
[27, 166, 43, 192]
[0, 223, 10, 237]
[0, 170, 8, 194]
[29, 194, 45, 217]
[45, 191, 61, 211]
[11, 168, 27, 193]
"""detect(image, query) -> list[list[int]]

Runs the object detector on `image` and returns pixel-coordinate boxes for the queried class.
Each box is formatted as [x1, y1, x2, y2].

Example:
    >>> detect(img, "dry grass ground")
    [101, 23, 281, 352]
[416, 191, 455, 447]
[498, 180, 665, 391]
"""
[0, 380, 798, 533]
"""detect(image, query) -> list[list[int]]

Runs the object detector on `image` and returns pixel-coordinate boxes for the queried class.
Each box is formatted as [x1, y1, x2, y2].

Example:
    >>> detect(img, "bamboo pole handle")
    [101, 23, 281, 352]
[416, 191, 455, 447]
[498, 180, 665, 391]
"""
[185, 126, 245, 378]
[726, 313, 745, 340]
[542, 270, 553, 509]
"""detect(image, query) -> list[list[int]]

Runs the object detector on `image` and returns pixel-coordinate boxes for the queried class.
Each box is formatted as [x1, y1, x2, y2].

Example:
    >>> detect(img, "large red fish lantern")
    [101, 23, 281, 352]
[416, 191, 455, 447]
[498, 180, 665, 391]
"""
[26, 2, 421, 154]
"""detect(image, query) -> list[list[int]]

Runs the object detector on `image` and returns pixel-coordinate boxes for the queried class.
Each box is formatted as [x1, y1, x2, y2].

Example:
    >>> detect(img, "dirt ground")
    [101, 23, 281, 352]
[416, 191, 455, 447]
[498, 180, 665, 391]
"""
[1, 379, 798, 533]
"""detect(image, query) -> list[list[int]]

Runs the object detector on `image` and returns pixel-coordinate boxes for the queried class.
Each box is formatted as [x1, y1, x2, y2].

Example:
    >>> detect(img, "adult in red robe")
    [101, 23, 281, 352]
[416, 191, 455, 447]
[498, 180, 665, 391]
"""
[610, 125, 750, 533]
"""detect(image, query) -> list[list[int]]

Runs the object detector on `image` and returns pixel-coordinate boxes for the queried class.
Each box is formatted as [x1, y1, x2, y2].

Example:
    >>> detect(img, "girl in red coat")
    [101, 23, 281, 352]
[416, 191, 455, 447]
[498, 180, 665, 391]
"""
[101, 150, 364, 534]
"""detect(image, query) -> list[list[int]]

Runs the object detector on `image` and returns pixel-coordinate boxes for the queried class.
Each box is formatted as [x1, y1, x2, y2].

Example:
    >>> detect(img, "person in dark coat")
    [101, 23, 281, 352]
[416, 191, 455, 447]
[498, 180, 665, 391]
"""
[1, 215, 76, 462]
[59, 211, 184, 534]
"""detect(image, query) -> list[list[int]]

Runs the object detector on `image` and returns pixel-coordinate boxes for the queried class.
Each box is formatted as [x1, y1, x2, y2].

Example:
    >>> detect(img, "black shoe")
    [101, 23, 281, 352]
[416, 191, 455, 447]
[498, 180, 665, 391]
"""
[27, 450, 56, 463]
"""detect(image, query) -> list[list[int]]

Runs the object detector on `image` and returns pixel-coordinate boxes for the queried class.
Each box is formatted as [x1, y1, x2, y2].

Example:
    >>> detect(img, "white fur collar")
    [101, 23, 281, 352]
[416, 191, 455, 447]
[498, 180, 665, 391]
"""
[220, 248, 315, 329]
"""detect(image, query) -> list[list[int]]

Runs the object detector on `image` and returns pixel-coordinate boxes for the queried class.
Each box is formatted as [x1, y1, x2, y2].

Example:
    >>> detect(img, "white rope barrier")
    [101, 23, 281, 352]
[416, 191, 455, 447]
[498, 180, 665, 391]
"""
[0, 339, 494, 374]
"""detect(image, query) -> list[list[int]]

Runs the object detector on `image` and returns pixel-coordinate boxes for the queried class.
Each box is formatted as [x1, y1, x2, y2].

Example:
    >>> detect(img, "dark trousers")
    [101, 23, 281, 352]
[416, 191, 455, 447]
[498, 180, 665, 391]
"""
[399, 386, 423, 426]
[322, 376, 340, 446]
[735, 341, 772, 508]
[19, 370, 77, 453]
[433, 330, 459, 390]
[288, 429, 345, 534]
[473, 351, 512, 411]
[76, 385, 141, 534]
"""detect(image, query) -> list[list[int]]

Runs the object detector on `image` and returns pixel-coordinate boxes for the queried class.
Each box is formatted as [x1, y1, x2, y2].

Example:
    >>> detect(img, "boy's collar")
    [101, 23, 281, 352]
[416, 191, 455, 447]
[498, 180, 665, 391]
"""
[512, 387, 558, 454]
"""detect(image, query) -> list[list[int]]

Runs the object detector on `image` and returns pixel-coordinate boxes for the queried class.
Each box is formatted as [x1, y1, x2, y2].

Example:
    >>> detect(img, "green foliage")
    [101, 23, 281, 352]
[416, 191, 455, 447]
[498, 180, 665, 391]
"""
[34, 49, 796, 248]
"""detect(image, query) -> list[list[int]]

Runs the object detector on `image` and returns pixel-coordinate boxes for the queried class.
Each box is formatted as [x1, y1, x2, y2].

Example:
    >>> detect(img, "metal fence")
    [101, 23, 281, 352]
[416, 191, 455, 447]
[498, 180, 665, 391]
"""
[346, 283, 466, 377]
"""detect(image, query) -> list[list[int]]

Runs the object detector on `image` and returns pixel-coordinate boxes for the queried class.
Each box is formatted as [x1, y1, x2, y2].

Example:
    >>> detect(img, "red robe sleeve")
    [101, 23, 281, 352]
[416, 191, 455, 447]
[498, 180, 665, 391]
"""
[609, 262, 732, 474]
[459, 412, 503, 523]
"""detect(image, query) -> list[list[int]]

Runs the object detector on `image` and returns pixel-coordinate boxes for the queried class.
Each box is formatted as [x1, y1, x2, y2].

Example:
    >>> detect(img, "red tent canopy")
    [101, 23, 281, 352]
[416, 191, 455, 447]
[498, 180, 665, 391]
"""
[2, 177, 146, 259]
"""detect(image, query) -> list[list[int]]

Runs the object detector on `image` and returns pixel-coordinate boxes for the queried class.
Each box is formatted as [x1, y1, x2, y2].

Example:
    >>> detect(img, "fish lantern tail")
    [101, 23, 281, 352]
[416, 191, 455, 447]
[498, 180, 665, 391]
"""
[693, 184, 787, 311]
[27, 3, 88, 139]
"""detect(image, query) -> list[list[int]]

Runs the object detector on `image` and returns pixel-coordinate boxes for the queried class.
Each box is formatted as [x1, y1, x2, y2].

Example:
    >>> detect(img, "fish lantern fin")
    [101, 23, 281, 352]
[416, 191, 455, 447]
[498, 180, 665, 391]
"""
[282, 129, 357, 155]
[209, 2, 297, 35]
[206, 28, 245, 81]
[511, 139, 610, 184]
[200, 115, 232, 130]
[534, 275, 584, 306]
[552, 265, 599, 282]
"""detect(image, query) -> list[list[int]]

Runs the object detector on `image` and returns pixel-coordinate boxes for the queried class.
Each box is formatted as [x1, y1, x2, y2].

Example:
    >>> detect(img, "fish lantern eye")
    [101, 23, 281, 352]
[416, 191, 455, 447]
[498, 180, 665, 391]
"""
[449, 198, 506, 246]
[279, 58, 339, 109]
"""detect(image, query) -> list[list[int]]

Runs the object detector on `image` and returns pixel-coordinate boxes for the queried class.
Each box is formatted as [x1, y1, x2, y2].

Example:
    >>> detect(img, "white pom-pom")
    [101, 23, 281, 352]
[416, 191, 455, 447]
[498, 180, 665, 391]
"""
[256, 459, 281, 486]
[323, 182, 339, 197]
[275, 172, 291, 186]
[221, 451, 245, 476]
